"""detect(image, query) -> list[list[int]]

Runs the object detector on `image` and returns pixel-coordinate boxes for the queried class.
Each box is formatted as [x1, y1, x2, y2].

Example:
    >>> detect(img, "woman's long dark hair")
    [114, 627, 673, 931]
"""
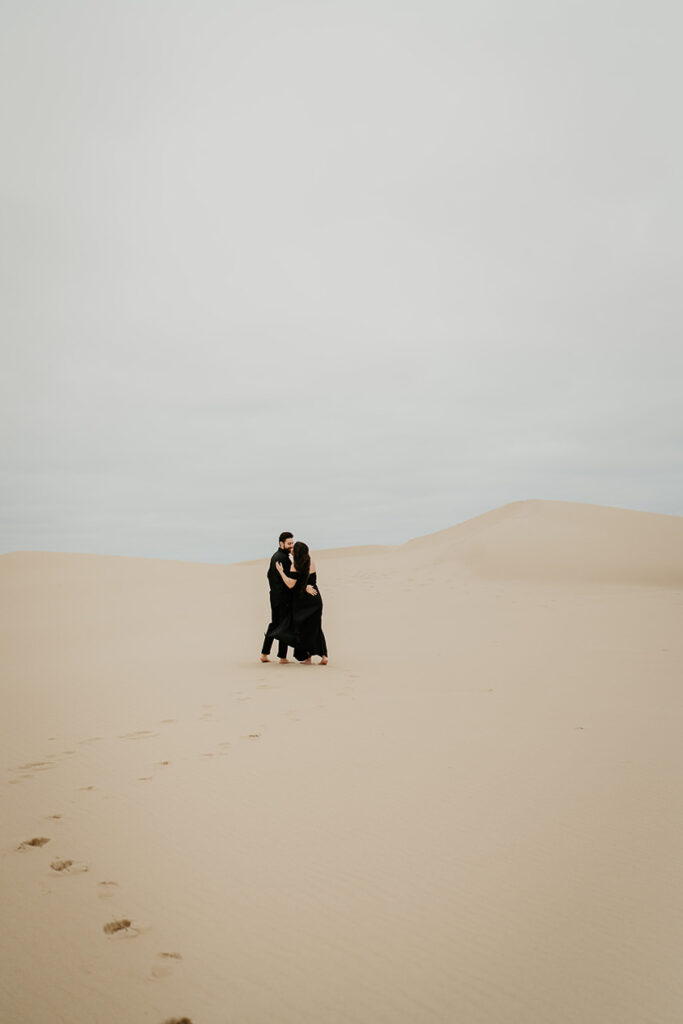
[292, 541, 311, 589]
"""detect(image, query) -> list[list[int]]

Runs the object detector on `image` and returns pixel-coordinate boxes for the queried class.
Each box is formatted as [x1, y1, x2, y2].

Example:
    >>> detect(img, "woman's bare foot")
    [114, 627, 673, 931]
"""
[320, 656, 328, 666]
[303, 657, 312, 664]
[260, 654, 270, 663]
[278, 658, 290, 664]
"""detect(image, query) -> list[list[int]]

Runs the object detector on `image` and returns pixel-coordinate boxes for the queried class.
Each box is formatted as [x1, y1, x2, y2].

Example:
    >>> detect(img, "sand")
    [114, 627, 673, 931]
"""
[1, 499, 682, 1024]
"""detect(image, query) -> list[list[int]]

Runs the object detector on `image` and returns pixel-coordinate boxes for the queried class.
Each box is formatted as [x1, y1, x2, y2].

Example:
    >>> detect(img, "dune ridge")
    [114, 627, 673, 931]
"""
[401, 499, 683, 586]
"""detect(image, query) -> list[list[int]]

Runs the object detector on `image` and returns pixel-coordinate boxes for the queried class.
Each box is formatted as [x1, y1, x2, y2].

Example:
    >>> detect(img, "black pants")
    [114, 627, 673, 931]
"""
[261, 593, 289, 659]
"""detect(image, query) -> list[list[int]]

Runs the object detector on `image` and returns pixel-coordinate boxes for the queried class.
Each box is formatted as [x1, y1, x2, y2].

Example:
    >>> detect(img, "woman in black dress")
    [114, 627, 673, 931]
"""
[272, 541, 328, 665]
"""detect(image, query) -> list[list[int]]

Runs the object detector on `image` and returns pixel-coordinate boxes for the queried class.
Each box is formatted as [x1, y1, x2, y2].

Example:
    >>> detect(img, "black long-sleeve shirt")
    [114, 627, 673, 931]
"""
[267, 548, 293, 597]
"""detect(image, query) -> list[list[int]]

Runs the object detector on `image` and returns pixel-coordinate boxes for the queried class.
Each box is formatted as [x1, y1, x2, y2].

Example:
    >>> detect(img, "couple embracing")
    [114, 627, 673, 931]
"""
[260, 532, 328, 665]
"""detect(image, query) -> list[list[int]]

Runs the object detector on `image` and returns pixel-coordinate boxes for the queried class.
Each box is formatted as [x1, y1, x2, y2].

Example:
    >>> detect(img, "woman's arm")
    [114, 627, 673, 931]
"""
[276, 561, 318, 596]
[275, 561, 297, 589]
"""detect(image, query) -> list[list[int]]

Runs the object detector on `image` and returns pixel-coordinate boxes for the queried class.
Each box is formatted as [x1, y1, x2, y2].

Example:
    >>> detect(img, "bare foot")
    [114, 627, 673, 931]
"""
[260, 655, 270, 663]
[320, 656, 328, 665]
[303, 658, 312, 665]
[279, 658, 290, 664]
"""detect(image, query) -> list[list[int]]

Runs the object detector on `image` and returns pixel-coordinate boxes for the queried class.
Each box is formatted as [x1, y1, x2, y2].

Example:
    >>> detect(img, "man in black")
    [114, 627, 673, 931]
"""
[260, 531, 295, 663]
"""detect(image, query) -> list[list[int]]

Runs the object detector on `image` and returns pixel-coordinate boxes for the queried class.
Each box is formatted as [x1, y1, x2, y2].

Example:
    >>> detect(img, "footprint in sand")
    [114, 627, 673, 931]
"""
[45, 814, 63, 820]
[19, 837, 51, 849]
[151, 964, 173, 980]
[78, 785, 97, 791]
[155, 760, 171, 767]
[98, 881, 119, 899]
[15, 761, 54, 772]
[50, 859, 89, 873]
[50, 859, 74, 872]
[103, 918, 140, 937]
[119, 731, 158, 740]
[162, 1017, 193, 1024]
[150, 951, 183, 979]
[138, 776, 154, 782]
[160, 719, 176, 725]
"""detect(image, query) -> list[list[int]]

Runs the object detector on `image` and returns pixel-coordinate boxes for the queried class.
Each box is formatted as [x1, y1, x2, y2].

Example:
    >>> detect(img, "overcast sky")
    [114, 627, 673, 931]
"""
[1, 0, 682, 564]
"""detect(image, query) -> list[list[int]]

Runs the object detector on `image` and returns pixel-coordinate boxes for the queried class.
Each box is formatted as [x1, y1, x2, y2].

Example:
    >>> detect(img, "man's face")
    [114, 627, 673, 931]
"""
[280, 537, 294, 553]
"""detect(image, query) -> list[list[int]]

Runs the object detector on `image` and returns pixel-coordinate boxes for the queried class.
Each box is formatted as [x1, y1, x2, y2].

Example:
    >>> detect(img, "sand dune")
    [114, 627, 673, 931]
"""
[1, 500, 682, 1023]
[403, 499, 683, 586]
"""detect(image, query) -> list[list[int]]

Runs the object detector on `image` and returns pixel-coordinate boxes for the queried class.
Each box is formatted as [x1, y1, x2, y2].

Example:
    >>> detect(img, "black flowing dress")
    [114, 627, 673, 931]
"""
[267, 572, 327, 662]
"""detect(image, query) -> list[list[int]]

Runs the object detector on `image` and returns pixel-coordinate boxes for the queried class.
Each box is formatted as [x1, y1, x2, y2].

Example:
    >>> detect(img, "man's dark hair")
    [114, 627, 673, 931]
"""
[279, 531, 293, 544]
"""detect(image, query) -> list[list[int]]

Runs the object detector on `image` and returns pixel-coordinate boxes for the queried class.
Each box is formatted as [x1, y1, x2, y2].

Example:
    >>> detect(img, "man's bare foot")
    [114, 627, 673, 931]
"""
[279, 658, 290, 664]
[260, 655, 270, 663]
[320, 656, 328, 665]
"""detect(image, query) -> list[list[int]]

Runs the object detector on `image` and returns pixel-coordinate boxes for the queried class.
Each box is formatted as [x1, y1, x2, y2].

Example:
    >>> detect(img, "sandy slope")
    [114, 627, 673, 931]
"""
[1, 500, 682, 1024]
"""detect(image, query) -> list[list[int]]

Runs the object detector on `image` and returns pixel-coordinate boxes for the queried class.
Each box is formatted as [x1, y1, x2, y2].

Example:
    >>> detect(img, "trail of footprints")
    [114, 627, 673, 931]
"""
[11, 676, 360, 788]
[9, 712, 217, 1019]
[17, 832, 178, 946]
[10, 694, 286, 967]
[9, 709, 233, 790]
[10, 674, 361, 790]
[10, 678, 363, 1022]
[17, 827, 186, 1010]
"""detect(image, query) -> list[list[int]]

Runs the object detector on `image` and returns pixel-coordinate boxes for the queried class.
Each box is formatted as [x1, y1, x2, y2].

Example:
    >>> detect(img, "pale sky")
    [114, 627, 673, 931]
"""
[2, 0, 682, 564]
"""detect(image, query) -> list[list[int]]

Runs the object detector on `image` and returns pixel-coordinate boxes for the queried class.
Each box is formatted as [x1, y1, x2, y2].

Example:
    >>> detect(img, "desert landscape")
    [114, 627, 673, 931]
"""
[2, 499, 683, 1024]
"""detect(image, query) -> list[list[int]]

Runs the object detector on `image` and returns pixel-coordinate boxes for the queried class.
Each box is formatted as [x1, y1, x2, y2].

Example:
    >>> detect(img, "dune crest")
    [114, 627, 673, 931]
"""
[402, 499, 683, 586]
